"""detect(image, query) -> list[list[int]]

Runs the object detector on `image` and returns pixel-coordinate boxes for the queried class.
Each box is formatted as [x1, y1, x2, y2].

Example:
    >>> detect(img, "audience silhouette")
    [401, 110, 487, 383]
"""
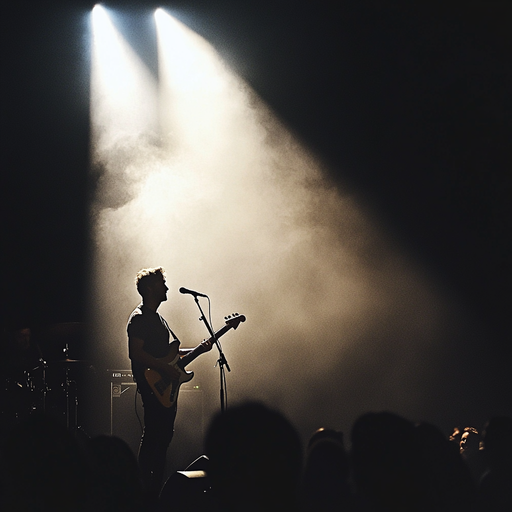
[478, 416, 512, 512]
[350, 411, 428, 511]
[300, 427, 355, 511]
[204, 401, 303, 512]
[414, 421, 479, 512]
[85, 434, 145, 512]
[459, 426, 487, 485]
[0, 413, 91, 512]
[1, 404, 510, 512]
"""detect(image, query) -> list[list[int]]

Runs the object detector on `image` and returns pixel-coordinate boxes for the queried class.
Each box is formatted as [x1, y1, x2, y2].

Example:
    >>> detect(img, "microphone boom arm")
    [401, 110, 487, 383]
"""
[192, 296, 230, 373]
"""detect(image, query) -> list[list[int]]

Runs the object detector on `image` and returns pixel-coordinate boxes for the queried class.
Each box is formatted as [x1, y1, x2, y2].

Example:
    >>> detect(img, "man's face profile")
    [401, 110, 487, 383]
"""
[148, 275, 168, 303]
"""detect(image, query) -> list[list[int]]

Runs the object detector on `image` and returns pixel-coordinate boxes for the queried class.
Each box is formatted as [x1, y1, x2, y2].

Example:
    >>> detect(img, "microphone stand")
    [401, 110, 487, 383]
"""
[192, 295, 230, 413]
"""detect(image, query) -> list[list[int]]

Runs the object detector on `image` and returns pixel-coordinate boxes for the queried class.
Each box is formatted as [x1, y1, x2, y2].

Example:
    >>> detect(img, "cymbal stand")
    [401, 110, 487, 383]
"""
[40, 357, 48, 414]
[62, 344, 78, 432]
[26, 359, 48, 415]
[35, 341, 47, 414]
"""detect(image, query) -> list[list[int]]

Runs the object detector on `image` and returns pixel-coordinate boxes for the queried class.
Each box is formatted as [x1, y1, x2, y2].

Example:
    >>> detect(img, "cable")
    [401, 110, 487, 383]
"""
[135, 386, 144, 433]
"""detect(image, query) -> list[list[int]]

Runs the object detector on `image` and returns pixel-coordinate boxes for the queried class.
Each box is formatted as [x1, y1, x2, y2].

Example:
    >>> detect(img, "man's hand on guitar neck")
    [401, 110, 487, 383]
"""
[180, 339, 213, 357]
[200, 338, 213, 352]
[159, 339, 212, 381]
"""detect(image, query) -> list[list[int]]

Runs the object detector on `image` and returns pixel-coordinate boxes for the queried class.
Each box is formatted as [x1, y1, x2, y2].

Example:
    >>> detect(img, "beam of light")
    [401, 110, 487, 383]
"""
[90, 4, 158, 149]
[155, 8, 225, 93]
[155, 9, 234, 153]
[89, 4, 160, 362]
[88, 7, 477, 450]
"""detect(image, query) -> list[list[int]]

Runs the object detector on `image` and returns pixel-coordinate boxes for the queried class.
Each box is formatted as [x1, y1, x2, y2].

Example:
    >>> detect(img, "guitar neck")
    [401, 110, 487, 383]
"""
[179, 344, 205, 369]
[179, 323, 234, 369]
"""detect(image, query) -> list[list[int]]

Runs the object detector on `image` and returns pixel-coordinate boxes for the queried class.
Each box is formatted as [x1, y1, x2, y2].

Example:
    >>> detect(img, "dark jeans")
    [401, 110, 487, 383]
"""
[136, 377, 177, 500]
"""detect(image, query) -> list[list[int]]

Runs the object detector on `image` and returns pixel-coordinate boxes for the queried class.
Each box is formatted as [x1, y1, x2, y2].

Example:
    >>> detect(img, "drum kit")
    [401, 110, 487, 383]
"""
[1, 322, 89, 433]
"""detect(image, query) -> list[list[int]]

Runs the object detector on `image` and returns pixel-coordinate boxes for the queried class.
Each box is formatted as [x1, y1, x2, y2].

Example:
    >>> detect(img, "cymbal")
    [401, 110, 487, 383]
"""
[51, 359, 89, 364]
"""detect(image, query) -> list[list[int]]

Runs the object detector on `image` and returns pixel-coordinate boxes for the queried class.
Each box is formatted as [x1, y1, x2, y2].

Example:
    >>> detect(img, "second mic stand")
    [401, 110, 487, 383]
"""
[193, 296, 230, 413]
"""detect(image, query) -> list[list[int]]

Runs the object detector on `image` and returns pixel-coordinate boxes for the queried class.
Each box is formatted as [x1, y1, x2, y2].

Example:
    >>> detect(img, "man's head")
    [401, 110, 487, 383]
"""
[205, 401, 303, 510]
[135, 267, 168, 302]
[459, 426, 479, 455]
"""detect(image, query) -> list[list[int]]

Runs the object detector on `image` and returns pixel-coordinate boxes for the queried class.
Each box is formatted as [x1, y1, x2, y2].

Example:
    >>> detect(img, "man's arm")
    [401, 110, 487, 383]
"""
[178, 338, 213, 357]
[129, 336, 180, 380]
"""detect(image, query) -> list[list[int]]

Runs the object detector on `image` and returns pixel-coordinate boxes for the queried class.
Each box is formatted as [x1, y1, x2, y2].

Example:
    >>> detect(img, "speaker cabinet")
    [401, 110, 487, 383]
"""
[110, 373, 141, 456]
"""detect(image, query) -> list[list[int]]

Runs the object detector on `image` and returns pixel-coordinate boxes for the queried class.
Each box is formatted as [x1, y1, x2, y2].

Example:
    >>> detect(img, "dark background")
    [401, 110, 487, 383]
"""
[2, 1, 511, 420]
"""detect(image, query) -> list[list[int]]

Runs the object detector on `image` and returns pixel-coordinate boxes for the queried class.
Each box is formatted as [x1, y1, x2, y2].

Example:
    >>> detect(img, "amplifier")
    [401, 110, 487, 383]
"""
[109, 370, 140, 455]
[109, 369, 134, 381]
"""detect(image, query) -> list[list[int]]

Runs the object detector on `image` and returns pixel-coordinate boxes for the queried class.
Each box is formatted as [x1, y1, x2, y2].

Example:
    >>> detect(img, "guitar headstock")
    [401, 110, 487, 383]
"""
[224, 312, 246, 329]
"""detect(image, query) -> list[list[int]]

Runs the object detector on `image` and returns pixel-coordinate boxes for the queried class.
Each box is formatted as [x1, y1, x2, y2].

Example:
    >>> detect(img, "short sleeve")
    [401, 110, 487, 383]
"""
[127, 310, 145, 339]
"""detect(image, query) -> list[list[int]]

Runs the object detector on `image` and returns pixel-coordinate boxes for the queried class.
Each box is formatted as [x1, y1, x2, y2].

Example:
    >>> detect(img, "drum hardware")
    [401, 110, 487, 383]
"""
[35, 358, 49, 414]
[51, 344, 89, 433]
[2, 324, 89, 435]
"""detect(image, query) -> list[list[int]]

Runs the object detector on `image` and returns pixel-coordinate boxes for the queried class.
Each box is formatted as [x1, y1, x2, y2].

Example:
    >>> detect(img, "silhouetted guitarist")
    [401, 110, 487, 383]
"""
[127, 266, 212, 503]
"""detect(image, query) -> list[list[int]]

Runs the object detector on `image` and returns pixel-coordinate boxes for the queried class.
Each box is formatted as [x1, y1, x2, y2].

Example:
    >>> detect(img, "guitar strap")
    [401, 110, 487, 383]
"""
[160, 314, 180, 344]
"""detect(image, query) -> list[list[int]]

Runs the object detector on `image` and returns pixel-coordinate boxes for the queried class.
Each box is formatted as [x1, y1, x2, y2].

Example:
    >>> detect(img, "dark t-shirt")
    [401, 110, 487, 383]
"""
[127, 304, 179, 382]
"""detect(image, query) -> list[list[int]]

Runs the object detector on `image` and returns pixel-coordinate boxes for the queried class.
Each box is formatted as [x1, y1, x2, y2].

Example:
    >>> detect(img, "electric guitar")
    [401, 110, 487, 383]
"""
[144, 313, 246, 408]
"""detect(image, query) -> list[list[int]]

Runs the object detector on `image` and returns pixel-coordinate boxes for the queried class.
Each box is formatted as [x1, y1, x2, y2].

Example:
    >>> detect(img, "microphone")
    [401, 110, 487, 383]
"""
[179, 287, 208, 298]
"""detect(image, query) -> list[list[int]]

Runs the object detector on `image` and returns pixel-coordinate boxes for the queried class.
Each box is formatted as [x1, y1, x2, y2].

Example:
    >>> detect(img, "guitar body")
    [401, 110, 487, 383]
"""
[144, 341, 195, 408]
[144, 313, 246, 408]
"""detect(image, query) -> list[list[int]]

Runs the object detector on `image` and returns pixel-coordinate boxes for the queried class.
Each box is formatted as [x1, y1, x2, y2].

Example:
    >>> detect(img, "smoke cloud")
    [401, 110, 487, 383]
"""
[88, 11, 481, 451]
